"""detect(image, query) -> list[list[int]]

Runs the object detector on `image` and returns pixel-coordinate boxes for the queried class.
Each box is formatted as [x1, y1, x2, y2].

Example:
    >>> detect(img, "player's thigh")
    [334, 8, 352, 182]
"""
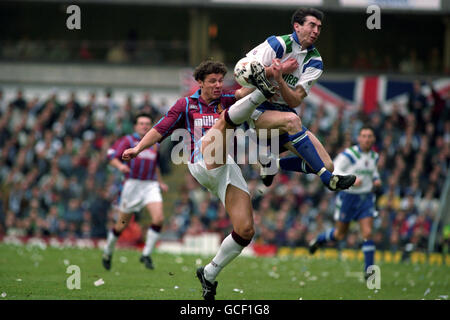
[306, 130, 333, 172]
[201, 114, 231, 169]
[114, 211, 134, 232]
[119, 179, 145, 213]
[254, 110, 301, 134]
[224, 184, 254, 240]
[358, 217, 373, 239]
[145, 201, 164, 225]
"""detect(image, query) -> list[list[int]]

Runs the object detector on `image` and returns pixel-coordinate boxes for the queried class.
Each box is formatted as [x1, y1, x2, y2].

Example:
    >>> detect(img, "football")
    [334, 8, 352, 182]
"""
[234, 56, 257, 88]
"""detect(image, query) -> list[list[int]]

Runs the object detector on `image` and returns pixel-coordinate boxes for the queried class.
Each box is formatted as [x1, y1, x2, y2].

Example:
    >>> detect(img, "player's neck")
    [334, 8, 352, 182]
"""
[200, 94, 214, 105]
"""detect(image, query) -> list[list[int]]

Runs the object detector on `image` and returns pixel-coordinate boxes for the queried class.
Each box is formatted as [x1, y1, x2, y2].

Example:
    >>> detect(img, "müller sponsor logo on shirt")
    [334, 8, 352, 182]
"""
[193, 113, 220, 129]
[138, 149, 156, 160]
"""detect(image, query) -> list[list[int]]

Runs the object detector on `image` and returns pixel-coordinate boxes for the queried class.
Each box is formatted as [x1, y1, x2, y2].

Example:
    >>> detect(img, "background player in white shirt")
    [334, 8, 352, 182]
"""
[309, 126, 382, 278]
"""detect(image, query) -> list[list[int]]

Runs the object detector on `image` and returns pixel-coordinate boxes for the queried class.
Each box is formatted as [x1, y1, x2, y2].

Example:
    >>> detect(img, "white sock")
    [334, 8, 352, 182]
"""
[142, 227, 160, 256]
[204, 234, 245, 282]
[227, 90, 266, 125]
[104, 229, 118, 256]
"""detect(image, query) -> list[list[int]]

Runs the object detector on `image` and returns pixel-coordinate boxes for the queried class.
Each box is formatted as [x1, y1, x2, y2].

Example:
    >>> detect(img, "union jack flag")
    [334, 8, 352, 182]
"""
[308, 76, 450, 114]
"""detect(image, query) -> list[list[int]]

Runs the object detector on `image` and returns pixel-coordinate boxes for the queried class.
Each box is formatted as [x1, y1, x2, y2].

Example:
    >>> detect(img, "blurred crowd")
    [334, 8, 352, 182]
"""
[0, 88, 166, 240]
[0, 81, 449, 254]
[342, 47, 444, 75]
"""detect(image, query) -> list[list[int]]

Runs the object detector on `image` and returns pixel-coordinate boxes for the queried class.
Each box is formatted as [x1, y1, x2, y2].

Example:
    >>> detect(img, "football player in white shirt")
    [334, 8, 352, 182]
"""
[309, 126, 382, 279]
[244, 8, 355, 191]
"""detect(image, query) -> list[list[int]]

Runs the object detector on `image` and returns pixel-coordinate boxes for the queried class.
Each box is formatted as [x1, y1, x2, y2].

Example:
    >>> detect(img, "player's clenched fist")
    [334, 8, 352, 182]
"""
[281, 58, 299, 74]
[122, 147, 139, 161]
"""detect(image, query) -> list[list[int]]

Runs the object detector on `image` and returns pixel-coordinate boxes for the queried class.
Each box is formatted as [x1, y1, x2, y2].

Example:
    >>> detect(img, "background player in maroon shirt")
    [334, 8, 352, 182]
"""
[122, 59, 276, 300]
[102, 113, 168, 270]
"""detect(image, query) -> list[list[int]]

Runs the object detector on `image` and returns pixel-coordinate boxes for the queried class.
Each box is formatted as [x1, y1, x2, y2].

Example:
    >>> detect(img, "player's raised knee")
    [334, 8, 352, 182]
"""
[284, 113, 302, 134]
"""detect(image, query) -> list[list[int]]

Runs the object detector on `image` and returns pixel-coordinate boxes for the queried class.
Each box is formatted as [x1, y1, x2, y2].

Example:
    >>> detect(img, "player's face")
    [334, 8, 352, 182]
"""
[294, 16, 322, 48]
[134, 116, 152, 137]
[199, 73, 224, 103]
[357, 129, 375, 152]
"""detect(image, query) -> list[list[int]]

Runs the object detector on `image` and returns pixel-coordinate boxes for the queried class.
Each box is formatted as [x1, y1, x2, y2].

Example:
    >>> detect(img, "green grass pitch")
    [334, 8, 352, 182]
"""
[0, 243, 448, 300]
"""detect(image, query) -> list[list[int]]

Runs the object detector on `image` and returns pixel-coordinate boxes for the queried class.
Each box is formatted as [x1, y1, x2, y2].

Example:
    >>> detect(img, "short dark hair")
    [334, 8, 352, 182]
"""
[359, 125, 375, 134]
[193, 60, 227, 81]
[134, 113, 152, 124]
[291, 8, 324, 26]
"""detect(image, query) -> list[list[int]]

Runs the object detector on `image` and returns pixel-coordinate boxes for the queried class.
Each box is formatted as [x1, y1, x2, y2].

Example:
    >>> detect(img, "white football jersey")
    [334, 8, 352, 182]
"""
[333, 145, 380, 194]
[246, 32, 323, 106]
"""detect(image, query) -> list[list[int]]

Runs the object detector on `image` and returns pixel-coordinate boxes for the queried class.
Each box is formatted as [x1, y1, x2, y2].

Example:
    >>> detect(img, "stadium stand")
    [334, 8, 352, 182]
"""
[0, 81, 448, 256]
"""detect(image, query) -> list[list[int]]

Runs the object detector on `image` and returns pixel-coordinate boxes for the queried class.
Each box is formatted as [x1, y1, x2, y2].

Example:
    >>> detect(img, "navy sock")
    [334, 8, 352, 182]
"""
[279, 156, 315, 174]
[289, 129, 332, 185]
[316, 228, 336, 244]
[362, 240, 375, 272]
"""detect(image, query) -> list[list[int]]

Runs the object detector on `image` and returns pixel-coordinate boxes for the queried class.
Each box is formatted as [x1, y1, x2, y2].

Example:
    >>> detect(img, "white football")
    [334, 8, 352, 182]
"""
[234, 57, 256, 88]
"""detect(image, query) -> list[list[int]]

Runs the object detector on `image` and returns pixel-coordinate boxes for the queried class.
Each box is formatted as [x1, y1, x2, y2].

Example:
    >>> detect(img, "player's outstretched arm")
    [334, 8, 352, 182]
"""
[110, 158, 131, 173]
[122, 128, 162, 161]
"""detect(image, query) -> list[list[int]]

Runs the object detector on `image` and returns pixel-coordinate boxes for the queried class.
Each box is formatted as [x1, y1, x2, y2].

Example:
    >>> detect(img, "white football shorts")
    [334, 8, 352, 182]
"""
[187, 154, 249, 208]
[119, 179, 162, 214]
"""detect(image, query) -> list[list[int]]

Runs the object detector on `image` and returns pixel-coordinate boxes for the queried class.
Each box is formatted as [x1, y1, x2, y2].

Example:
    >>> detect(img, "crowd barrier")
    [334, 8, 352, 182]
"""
[2, 233, 449, 266]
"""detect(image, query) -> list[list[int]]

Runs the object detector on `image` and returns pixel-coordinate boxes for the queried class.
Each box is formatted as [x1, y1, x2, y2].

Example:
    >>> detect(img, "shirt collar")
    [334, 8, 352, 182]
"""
[190, 89, 220, 105]
[292, 31, 315, 52]
[357, 144, 370, 153]
[190, 89, 201, 99]
[133, 132, 141, 140]
[292, 31, 300, 45]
